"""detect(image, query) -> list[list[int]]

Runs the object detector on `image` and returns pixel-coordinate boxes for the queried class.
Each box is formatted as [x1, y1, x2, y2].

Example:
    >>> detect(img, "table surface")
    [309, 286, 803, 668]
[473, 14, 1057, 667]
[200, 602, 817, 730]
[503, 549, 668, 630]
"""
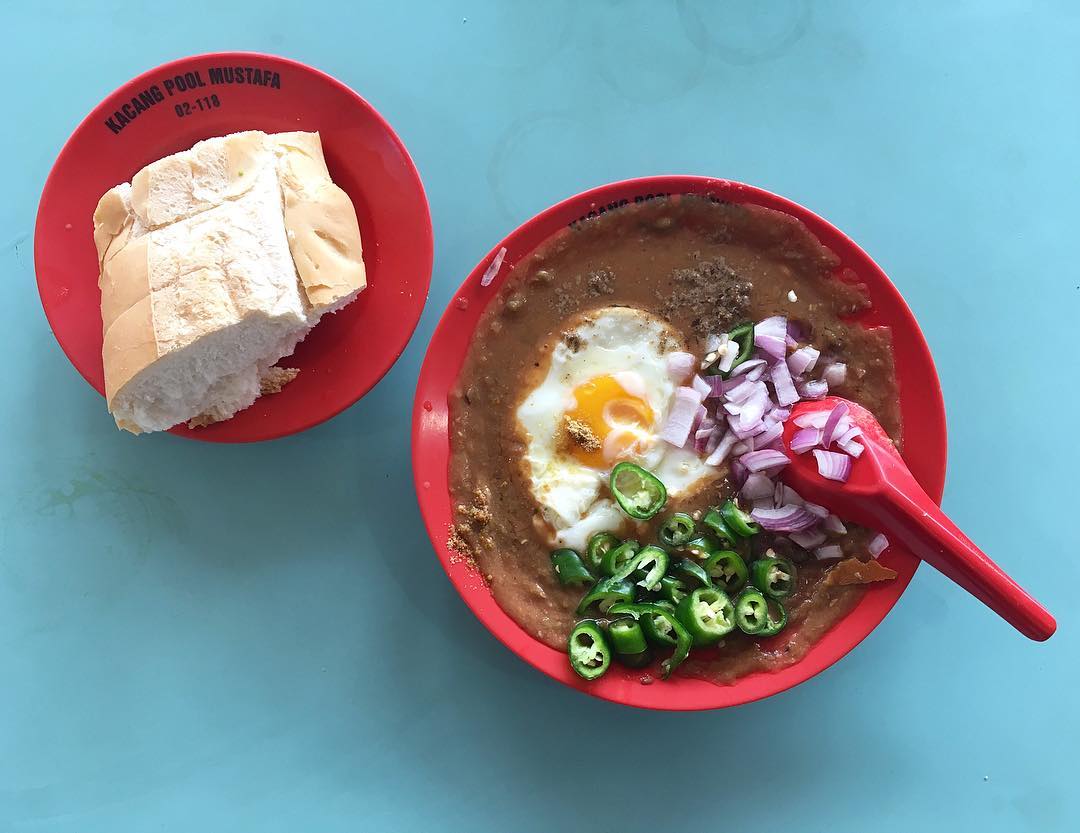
[4, 2, 1077, 831]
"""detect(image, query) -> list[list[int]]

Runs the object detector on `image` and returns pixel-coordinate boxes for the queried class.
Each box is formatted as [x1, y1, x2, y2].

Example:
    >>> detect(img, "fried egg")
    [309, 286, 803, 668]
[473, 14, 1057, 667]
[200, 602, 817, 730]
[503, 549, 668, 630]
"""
[516, 306, 717, 550]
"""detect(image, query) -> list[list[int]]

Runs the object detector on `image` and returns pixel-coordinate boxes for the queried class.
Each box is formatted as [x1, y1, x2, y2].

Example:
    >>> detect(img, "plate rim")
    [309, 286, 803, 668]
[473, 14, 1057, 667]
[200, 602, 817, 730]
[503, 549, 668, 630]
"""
[34, 50, 434, 443]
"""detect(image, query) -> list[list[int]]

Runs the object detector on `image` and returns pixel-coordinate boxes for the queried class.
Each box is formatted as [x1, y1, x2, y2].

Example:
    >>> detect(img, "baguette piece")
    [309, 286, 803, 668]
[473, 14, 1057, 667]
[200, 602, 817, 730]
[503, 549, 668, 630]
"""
[93, 131, 366, 434]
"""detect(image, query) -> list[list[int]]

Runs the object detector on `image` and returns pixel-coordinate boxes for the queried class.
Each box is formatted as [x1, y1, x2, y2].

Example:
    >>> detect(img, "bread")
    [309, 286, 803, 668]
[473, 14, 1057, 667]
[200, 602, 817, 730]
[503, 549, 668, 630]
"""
[93, 131, 366, 434]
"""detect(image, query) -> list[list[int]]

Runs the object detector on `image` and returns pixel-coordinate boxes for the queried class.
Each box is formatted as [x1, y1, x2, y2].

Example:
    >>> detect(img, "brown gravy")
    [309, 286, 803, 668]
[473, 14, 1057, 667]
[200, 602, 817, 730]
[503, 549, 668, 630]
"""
[448, 196, 900, 684]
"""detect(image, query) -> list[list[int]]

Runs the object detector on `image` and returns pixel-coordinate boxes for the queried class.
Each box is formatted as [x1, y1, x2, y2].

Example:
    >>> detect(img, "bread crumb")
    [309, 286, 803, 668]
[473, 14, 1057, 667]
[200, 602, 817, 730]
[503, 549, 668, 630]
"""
[260, 366, 299, 395]
[563, 416, 601, 452]
[186, 413, 217, 429]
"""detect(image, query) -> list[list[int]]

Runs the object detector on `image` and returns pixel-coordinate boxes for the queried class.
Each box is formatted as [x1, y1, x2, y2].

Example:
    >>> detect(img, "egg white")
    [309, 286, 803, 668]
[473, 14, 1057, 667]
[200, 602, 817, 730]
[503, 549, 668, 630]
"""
[516, 306, 717, 550]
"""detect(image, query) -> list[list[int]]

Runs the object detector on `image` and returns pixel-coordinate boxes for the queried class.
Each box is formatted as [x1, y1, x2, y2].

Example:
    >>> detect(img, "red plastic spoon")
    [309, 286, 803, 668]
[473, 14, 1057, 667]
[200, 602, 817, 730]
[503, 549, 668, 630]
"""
[781, 396, 1056, 641]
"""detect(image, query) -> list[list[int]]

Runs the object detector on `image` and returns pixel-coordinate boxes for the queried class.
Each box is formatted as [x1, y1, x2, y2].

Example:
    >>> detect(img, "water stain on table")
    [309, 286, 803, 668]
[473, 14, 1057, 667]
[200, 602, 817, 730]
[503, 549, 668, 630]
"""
[677, 0, 811, 65]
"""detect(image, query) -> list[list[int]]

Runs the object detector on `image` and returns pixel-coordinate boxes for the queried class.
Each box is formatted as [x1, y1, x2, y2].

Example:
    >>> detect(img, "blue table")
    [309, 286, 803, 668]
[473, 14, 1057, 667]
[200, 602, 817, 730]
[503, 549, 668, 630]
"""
[3, 2, 1076, 830]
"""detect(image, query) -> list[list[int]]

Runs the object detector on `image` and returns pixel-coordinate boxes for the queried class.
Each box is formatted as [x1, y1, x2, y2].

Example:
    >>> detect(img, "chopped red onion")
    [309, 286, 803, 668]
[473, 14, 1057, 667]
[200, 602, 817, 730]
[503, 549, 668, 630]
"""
[731, 440, 750, 456]
[821, 401, 850, 447]
[726, 377, 762, 404]
[793, 411, 829, 429]
[741, 449, 790, 472]
[692, 375, 711, 398]
[480, 246, 507, 287]
[803, 502, 830, 518]
[814, 544, 844, 560]
[704, 424, 725, 454]
[754, 316, 788, 360]
[822, 362, 847, 388]
[705, 430, 738, 466]
[753, 421, 783, 449]
[790, 427, 822, 454]
[775, 483, 804, 506]
[797, 379, 829, 400]
[729, 358, 767, 378]
[813, 449, 852, 482]
[839, 439, 864, 458]
[665, 351, 696, 382]
[868, 533, 890, 557]
[705, 333, 724, 354]
[787, 346, 820, 376]
[659, 386, 703, 447]
[704, 376, 727, 399]
[727, 414, 763, 440]
[823, 514, 848, 535]
[741, 472, 775, 500]
[790, 527, 827, 549]
[751, 504, 821, 532]
[730, 458, 748, 487]
[743, 365, 766, 382]
[770, 359, 800, 407]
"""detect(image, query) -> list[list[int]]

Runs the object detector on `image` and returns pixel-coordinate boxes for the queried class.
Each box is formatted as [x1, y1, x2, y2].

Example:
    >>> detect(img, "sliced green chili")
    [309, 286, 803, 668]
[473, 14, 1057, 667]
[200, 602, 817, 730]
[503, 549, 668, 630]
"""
[758, 597, 788, 637]
[750, 556, 797, 600]
[600, 540, 639, 577]
[568, 620, 611, 680]
[720, 499, 760, 537]
[674, 557, 712, 588]
[608, 602, 691, 678]
[701, 508, 737, 546]
[609, 462, 667, 520]
[703, 550, 749, 595]
[585, 532, 621, 574]
[682, 535, 721, 560]
[658, 513, 696, 547]
[608, 617, 648, 655]
[576, 577, 635, 615]
[659, 574, 690, 605]
[675, 587, 736, 647]
[734, 588, 769, 635]
[612, 544, 669, 592]
[550, 548, 593, 586]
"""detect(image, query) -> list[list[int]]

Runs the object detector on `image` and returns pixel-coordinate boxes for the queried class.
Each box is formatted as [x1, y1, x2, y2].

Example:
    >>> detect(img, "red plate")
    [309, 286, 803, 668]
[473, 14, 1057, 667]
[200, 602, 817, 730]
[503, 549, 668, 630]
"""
[413, 176, 947, 710]
[35, 52, 432, 442]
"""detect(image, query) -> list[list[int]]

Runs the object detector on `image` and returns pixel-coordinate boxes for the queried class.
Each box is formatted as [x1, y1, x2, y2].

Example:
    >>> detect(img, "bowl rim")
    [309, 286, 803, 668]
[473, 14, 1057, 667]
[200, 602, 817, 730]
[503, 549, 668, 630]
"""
[412, 175, 947, 710]
[34, 50, 433, 443]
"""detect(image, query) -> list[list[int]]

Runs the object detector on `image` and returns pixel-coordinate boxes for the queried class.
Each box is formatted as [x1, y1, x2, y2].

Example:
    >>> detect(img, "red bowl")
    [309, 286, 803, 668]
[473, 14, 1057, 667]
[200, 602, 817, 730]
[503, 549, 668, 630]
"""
[35, 52, 433, 442]
[413, 176, 947, 710]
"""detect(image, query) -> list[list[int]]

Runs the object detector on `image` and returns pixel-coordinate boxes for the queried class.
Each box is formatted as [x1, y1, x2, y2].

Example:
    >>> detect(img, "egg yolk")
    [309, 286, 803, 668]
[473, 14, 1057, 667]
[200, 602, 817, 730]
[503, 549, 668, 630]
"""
[565, 375, 654, 467]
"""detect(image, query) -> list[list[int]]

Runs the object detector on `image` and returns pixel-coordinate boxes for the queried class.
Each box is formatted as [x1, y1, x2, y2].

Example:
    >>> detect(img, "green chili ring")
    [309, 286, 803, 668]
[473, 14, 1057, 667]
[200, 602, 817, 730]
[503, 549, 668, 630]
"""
[568, 620, 612, 680]
[758, 598, 789, 637]
[658, 513, 696, 547]
[609, 462, 667, 520]
[608, 601, 692, 679]
[734, 588, 770, 635]
[550, 548, 593, 586]
[701, 508, 738, 546]
[721, 499, 760, 537]
[600, 540, 640, 577]
[612, 544, 669, 592]
[585, 532, 621, 574]
[576, 577, 636, 616]
[750, 556, 798, 601]
[675, 587, 737, 647]
[703, 550, 749, 595]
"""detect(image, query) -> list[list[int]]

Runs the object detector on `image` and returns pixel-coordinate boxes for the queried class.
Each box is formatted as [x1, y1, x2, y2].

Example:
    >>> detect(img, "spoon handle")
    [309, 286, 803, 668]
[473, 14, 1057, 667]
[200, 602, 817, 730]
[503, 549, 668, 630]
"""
[876, 480, 1056, 641]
